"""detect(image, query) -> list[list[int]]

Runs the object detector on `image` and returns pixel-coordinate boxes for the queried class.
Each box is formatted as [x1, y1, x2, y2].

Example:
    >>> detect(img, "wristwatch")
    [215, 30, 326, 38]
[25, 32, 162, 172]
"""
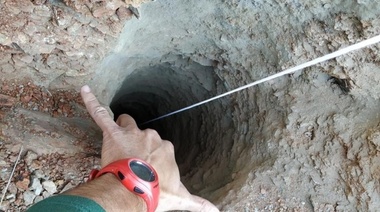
[89, 158, 160, 212]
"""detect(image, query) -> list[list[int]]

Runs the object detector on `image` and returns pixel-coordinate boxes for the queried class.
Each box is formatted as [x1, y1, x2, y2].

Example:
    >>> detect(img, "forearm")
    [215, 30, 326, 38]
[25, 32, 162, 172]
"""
[65, 173, 146, 211]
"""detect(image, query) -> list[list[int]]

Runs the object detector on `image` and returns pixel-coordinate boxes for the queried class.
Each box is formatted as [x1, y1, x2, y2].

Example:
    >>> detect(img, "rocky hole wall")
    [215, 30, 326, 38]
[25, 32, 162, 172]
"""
[2, 0, 380, 211]
[90, 1, 380, 210]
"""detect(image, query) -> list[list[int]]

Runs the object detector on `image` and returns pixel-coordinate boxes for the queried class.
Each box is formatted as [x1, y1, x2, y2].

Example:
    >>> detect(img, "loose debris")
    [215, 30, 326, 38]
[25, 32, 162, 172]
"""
[0, 146, 23, 207]
[0, 81, 86, 118]
[0, 149, 101, 211]
[0, 80, 101, 211]
[0, 94, 16, 108]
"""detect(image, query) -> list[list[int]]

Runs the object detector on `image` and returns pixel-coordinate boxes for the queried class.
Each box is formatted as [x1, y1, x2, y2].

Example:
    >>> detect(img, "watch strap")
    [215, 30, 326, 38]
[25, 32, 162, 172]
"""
[88, 158, 159, 212]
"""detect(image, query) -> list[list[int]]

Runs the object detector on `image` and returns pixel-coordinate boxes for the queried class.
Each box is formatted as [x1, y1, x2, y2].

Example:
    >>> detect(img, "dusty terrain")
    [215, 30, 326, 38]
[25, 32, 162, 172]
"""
[1, 0, 380, 211]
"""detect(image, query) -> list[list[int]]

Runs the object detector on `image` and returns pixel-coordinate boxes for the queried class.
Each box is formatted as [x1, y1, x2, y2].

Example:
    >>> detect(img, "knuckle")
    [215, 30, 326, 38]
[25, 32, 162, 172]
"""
[93, 106, 107, 116]
[129, 127, 140, 135]
[85, 95, 97, 105]
[164, 141, 175, 152]
[145, 128, 161, 139]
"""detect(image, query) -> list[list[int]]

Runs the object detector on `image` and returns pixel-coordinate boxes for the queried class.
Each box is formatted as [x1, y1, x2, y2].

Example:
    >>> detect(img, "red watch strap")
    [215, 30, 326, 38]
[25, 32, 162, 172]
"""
[88, 158, 159, 212]
[88, 169, 99, 181]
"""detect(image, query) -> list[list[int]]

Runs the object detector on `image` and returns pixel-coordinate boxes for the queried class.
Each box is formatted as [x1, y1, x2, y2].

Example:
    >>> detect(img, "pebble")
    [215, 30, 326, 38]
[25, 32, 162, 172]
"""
[60, 182, 75, 193]
[16, 178, 30, 191]
[10, 144, 22, 152]
[23, 191, 36, 205]
[33, 169, 46, 179]
[116, 7, 133, 21]
[260, 188, 267, 195]
[25, 150, 38, 166]
[34, 195, 44, 204]
[92, 6, 115, 18]
[8, 182, 18, 194]
[42, 180, 57, 194]
[0, 33, 12, 45]
[5, 194, 15, 200]
[42, 191, 51, 198]
[31, 177, 43, 195]
[56, 179, 65, 186]
[31, 0, 46, 5]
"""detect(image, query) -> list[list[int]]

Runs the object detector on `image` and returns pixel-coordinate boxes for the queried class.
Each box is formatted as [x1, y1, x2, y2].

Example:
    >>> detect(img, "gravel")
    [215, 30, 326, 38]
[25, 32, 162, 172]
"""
[42, 180, 57, 195]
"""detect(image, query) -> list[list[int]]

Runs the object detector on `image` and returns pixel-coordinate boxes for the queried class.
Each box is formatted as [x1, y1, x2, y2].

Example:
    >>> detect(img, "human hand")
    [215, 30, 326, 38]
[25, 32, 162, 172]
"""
[81, 85, 219, 212]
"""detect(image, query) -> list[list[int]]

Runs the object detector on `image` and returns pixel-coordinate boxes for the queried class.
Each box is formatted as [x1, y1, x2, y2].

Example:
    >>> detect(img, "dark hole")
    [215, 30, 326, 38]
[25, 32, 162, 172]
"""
[108, 58, 235, 199]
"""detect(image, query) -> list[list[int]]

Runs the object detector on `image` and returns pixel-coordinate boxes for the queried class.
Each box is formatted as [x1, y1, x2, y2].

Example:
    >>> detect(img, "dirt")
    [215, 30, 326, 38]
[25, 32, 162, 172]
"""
[0, 0, 140, 210]
[1, 81, 84, 117]
[1, 0, 380, 211]
[0, 80, 102, 210]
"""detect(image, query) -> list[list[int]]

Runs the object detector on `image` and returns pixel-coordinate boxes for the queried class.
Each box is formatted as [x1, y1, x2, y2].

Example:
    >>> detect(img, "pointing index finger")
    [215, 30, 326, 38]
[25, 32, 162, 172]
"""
[81, 85, 118, 132]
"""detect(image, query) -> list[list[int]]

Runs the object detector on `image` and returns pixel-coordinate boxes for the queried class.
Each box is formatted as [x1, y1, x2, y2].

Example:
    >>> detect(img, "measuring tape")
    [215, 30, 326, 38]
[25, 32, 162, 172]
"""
[141, 34, 380, 125]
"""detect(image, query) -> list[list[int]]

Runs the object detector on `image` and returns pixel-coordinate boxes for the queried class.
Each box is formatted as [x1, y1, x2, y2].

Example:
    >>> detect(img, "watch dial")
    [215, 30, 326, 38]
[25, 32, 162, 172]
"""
[130, 160, 155, 182]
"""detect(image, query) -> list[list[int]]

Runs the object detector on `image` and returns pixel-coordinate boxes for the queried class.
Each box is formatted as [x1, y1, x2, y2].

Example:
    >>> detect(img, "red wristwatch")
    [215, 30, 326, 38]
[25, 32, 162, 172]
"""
[88, 158, 159, 212]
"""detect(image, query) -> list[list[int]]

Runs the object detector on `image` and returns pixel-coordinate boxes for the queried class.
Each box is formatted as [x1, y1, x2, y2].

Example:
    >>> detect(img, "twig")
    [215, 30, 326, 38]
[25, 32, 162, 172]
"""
[0, 145, 23, 207]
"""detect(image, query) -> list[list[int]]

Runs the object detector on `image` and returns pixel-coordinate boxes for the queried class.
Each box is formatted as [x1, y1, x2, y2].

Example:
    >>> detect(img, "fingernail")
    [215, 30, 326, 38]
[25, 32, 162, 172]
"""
[82, 85, 91, 93]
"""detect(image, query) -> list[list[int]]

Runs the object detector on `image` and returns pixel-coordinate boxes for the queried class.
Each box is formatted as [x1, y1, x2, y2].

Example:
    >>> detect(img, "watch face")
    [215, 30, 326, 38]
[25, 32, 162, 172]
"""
[130, 160, 156, 182]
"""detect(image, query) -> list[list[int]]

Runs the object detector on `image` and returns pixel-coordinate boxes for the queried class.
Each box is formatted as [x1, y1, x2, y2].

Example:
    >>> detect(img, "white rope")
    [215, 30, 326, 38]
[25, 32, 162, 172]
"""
[0, 146, 23, 207]
[141, 34, 380, 125]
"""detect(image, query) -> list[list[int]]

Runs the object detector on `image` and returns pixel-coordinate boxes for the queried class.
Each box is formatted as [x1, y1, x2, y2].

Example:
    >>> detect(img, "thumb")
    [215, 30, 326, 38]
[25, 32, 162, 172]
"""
[183, 195, 220, 212]
[156, 188, 219, 212]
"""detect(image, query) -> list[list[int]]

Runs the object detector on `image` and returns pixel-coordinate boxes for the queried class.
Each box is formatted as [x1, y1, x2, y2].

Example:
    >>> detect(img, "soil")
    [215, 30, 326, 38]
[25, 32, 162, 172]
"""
[1, 0, 380, 211]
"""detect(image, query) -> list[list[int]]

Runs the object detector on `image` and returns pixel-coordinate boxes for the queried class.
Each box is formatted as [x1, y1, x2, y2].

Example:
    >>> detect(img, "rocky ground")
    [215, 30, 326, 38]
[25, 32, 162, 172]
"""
[0, 0, 146, 90]
[0, 81, 102, 211]
[1, 0, 380, 211]
[0, 0, 146, 209]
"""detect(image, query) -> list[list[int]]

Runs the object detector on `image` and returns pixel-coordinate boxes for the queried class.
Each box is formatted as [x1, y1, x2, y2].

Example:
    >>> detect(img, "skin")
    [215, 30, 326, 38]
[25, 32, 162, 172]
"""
[66, 85, 219, 212]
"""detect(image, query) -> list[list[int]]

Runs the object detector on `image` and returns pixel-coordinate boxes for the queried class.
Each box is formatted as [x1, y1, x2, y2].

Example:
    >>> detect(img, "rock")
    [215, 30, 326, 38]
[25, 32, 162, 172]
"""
[260, 188, 267, 195]
[92, 0, 123, 18]
[31, 177, 43, 195]
[92, 6, 115, 18]
[42, 180, 57, 194]
[33, 169, 45, 179]
[23, 190, 36, 205]
[31, 0, 46, 5]
[128, 6, 140, 19]
[10, 144, 23, 152]
[56, 179, 65, 186]
[33, 5, 51, 18]
[0, 200, 11, 211]
[0, 94, 17, 107]
[116, 7, 133, 21]
[67, 22, 82, 35]
[8, 182, 18, 195]
[16, 178, 30, 191]
[18, 0, 35, 13]
[38, 43, 56, 54]
[19, 55, 34, 64]
[60, 182, 75, 193]
[42, 191, 51, 198]
[0, 63, 15, 74]
[25, 150, 38, 166]
[0, 33, 12, 45]
[34, 195, 44, 203]
[5, 194, 15, 200]
[30, 160, 43, 170]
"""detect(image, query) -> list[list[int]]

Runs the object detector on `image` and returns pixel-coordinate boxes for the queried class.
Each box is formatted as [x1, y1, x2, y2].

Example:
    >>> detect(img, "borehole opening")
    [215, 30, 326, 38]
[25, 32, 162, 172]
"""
[109, 57, 238, 198]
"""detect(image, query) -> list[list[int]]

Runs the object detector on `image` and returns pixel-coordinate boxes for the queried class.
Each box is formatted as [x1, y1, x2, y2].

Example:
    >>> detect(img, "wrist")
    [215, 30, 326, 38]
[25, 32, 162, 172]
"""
[90, 158, 160, 212]
[66, 173, 146, 211]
